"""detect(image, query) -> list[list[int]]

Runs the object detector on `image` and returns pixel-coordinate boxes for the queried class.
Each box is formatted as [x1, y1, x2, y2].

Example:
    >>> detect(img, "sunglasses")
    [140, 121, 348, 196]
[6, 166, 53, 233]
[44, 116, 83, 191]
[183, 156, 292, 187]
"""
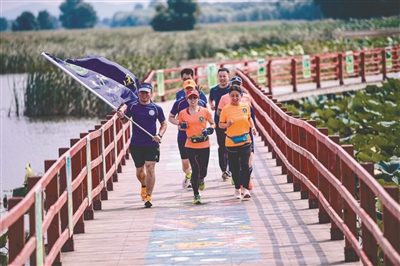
[188, 96, 199, 100]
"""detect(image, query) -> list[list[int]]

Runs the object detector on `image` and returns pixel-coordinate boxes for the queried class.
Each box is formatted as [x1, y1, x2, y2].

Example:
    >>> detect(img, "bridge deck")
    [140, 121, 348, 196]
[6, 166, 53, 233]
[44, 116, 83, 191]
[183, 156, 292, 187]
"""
[61, 99, 362, 266]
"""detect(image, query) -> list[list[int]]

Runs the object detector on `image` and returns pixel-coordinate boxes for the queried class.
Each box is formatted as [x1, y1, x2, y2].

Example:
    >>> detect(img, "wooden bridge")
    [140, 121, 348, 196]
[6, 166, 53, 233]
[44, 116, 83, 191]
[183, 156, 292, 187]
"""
[1, 47, 399, 265]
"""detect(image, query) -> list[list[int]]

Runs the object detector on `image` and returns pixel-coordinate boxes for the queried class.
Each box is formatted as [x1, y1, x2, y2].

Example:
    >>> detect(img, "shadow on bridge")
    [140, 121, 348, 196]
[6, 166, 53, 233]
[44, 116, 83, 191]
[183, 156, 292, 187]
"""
[60, 99, 362, 266]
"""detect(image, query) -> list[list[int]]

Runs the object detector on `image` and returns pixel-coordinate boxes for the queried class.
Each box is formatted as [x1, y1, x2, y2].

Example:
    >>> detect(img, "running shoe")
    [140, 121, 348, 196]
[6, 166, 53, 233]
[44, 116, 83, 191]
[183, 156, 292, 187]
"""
[140, 187, 146, 201]
[144, 195, 152, 208]
[222, 170, 231, 180]
[199, 179, 205, 191]
[234, 189, 241, 199]
[193, 194, 201, 204]
[243, 188, 251, 199]
[182, 173, 192, 189]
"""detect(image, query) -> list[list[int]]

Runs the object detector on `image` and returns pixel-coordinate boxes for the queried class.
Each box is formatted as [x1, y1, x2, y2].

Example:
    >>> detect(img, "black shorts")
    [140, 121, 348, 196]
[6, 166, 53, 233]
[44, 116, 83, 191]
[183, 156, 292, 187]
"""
[178, 139, 189, 160]
[130, 145, 160, 168]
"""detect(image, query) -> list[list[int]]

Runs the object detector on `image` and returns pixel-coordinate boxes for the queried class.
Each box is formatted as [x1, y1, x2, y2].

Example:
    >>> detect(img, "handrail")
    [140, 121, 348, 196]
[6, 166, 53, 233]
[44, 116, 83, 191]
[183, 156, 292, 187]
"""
[1, 106, 131, 265]
[236, 69, 400, 265]
[1, 46, 399, 265]
[144, 46, 399, 101]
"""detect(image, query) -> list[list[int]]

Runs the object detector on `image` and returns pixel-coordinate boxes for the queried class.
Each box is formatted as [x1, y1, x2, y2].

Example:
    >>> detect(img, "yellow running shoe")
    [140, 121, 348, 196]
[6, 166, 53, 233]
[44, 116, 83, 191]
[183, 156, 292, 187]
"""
[144, 195, 152, 208]
[140, 187, 146, 201]
[199, 179, 205, 191]
[193, 194, 201, 204]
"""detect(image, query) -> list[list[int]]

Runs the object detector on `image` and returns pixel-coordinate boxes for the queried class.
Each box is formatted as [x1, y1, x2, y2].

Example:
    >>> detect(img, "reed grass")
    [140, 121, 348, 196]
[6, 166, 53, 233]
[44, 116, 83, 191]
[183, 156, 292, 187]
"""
[2, 17, 398, 117]
[2, 17, 398, 74]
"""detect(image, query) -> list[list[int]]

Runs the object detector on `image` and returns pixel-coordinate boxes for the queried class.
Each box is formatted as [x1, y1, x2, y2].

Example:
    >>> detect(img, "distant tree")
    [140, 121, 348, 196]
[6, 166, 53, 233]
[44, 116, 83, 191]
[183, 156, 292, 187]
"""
[111, 10, 153, 27]
[59, 0, 97, 29]
[134, 3, 144, 10]
[151, 0, 200, 31]
[149, 0, 161, 8]
[37, 10, 54, 30]
[0, 17, 8, 31]
[12, 11, 39, 31]
[314, 0, 399, 19]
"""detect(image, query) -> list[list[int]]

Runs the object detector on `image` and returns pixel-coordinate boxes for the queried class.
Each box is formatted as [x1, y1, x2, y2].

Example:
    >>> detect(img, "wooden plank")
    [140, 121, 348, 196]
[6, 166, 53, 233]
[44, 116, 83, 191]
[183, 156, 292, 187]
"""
[61, 99, 362, 266]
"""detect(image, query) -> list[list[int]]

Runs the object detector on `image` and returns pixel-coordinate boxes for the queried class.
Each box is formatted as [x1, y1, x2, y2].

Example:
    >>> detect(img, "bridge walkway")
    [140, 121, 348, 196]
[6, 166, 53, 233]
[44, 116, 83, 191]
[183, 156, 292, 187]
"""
[60, 98, 362, 266]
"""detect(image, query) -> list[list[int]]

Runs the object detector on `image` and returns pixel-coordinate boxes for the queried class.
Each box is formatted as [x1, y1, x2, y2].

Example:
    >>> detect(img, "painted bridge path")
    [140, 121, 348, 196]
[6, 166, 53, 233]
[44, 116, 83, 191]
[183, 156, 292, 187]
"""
[61, 98, 362, 266]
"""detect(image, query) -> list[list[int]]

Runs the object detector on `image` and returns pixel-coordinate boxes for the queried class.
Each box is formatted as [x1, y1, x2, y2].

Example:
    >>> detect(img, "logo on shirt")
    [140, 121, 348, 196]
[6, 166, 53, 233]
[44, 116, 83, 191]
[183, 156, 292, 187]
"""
[199, 116, 205, 122]
[242, 108, 248, 114]
[149, 110, 156, 116]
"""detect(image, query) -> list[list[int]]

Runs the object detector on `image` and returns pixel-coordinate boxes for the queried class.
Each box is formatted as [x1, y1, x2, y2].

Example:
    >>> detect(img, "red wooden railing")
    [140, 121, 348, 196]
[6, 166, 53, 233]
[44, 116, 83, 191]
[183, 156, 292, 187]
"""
[1, 107, 131, 265]
[1, 46, 399, 265]
[234, 70, 399, 265]
[143, 46, 399, 101]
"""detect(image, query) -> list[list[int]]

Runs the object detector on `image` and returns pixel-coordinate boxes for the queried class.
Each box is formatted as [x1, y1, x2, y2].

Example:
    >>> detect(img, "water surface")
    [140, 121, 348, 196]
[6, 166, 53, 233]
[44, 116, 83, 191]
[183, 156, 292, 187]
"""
[0, 74, 101, 206]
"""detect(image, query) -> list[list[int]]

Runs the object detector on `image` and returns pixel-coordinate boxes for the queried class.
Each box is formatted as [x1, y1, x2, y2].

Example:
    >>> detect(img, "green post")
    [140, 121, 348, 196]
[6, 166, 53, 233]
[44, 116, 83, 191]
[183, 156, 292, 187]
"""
[208, 63, 217, 88]
[35, 187, 44, 265]
[257, 58, 266, 84]
[385, 47, 392, 69]
[345, 51, 354, 74]
[302, 55, 311, 78]
[157, 70, 165, 96]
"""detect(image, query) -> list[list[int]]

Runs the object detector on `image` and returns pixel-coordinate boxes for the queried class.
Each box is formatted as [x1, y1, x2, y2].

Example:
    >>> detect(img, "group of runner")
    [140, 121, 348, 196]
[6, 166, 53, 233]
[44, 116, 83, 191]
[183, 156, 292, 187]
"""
[117, 67, 256, 207]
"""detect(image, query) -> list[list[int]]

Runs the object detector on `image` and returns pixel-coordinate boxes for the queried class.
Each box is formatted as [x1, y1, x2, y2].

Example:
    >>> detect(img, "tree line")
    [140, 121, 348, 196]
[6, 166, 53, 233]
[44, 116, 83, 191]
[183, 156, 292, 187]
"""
[1, 0, 398, 32]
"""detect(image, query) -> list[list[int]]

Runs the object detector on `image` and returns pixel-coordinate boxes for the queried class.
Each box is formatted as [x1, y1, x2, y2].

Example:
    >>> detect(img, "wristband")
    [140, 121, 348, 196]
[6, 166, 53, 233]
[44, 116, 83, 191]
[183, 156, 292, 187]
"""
[157, 133, 163, 139]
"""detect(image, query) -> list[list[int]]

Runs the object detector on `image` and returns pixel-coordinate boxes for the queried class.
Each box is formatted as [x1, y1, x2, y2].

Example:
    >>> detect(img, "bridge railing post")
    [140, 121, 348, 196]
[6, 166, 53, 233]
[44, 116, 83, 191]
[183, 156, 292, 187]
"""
[102, 119, 115, 192]
[270, 103, 280, 159]
[338, 54, 344, 85]
[360, 52, 366, 82]
[88, 129, 102, 211]
[291, 58, 297, 92]
[341, 145, 359, 262]
[278, 110, 288, 175]
[107, 115, 119, 183]
[360, 162, 378, 265]
[328, 136, 344, 240]
[45, 159, 62, 264]
[70, 138, 85, 234]
[315, 56, 321, 88]
[58, 147, 75, 252]
[8, 197, 24, 264]
[291, 121, 301, 191]
[383, 186, 400, 265]
[275, 107, 287, 167]
[284, 112, 293, 180]
[299, 119, 309, 199]
[28, 175, 42, 264]
[306, 120, 318, 209]
[382, 49, 387, 80]
[79, 132, 94, 221]
[267, 60, 273, 94]
[317, 128, 330, 223]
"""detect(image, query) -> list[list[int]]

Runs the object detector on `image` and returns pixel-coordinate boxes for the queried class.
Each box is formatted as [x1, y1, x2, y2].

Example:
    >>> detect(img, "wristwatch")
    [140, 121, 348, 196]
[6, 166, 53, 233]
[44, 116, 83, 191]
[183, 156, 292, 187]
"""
[157, 133, 163, 138]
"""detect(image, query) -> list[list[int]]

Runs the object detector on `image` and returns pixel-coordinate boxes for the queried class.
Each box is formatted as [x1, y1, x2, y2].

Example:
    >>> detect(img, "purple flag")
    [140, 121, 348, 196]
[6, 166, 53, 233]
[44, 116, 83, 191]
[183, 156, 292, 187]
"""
[65, 55, 139, 97]
[42, 52, 137, 110]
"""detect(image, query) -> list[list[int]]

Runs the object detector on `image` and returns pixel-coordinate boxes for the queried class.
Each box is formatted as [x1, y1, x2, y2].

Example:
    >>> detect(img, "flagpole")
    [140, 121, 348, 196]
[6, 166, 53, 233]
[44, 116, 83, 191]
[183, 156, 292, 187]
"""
[41, 52, 155, 139]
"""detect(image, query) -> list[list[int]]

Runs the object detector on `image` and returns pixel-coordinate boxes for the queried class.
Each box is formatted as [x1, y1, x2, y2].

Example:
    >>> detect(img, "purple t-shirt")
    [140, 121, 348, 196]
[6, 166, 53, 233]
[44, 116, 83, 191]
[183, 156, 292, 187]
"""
[170, 98, 207, 141]
[125, 101, 166, 146]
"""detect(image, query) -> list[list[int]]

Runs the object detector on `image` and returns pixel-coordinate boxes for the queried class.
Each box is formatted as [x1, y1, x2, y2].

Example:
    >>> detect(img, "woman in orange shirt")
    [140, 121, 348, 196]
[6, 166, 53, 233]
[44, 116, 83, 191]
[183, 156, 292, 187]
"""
[219, 84, 256, 200]
[178, 90, 215, 204]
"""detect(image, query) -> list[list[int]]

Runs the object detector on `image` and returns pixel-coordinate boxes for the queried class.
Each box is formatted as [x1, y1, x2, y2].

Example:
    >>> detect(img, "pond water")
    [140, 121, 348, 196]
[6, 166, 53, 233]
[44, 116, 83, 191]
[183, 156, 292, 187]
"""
[0, 74, 101, 209]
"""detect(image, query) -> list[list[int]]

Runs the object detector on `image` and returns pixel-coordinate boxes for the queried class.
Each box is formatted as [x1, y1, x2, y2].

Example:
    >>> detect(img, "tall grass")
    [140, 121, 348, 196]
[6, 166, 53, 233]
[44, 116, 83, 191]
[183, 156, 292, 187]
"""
[1, 17, 399, 74]
[23, 53, 171, 117]
[1, 17, 398, 117]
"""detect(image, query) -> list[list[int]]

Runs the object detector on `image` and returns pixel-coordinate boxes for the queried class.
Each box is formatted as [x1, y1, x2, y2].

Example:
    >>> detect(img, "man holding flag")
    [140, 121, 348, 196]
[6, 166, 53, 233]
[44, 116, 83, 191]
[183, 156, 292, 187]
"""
[117, 83, 167, 208]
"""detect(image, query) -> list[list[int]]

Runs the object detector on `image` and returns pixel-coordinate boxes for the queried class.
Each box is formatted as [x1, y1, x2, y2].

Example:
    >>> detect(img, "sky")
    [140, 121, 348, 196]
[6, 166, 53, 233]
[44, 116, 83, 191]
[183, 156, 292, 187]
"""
[1, 0, 268, 12]
[1, 1, 140, 12]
